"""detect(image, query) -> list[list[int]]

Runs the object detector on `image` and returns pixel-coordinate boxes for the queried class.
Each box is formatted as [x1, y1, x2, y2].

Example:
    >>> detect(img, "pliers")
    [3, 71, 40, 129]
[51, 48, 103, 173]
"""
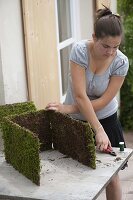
[103, 146, 117, 156]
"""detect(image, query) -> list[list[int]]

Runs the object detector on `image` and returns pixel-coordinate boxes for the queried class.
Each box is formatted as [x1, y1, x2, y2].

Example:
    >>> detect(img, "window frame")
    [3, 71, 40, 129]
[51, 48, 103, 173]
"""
[55, 0, 80, 103]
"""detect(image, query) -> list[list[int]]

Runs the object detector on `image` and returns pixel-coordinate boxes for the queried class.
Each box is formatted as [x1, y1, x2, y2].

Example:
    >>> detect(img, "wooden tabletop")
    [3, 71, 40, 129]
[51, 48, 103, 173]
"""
[0, 148, 132, 200]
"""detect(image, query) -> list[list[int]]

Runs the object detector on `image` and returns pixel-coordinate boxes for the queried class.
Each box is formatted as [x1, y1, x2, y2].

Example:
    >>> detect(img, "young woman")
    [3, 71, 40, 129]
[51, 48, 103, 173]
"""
[46, 6, 129, 200]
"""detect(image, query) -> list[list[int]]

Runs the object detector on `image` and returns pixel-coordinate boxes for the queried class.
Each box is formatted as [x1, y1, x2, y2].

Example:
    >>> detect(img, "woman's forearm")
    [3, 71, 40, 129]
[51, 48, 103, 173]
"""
[66, 98, 103, 114]
[46, 102, 79, 114]
[46, 97, 107, 115]
[75, 95, 103, 132]
[76, 95, 111, 150]
[91, 98, 104, 111]
[63, 104, 79, 114]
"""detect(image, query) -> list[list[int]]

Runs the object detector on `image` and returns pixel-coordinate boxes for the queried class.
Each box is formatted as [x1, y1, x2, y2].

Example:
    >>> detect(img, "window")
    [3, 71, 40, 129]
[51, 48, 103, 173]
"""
[60, 45, 72, 94]
[56, 0, 76, 102]
[57, 0, 72, 42]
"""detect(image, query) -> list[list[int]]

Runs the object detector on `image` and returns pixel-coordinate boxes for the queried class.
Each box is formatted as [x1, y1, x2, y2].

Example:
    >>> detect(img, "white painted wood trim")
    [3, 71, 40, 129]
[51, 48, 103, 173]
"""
[55, 0, 81, 102]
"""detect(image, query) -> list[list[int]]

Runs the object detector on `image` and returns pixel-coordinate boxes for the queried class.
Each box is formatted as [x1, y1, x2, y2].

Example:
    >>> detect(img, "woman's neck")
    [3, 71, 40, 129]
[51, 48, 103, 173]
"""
[88, 41, 116, 75]
[89, 42, 105, 61]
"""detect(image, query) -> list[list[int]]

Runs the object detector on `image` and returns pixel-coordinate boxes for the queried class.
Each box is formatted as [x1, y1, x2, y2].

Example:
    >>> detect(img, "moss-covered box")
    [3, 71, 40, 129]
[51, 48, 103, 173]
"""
[0, 103, 96, 186]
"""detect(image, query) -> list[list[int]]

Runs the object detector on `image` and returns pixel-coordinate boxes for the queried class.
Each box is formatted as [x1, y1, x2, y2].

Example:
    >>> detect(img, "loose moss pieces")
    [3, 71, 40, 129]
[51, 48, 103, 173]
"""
[0, 103, 96, 186]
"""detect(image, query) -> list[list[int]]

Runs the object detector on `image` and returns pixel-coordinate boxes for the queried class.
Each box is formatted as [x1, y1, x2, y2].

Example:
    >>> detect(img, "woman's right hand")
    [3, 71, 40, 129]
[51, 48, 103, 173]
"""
[46, 102, 79, 114]
[95, 126, 111, 151]
[45, 102, 65, 113]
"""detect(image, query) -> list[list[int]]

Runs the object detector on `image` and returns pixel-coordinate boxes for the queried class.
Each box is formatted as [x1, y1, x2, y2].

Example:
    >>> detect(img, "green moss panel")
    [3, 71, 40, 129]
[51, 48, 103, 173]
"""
[12, 110, 52, 151]
[2, 118, 40, 185]
[49, 110, 96, 169]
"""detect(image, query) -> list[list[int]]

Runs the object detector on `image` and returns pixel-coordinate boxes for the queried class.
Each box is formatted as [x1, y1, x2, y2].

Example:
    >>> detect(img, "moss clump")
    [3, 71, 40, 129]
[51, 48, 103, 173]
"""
[49, 110, 96, 169]
[0, 101, 36, 128]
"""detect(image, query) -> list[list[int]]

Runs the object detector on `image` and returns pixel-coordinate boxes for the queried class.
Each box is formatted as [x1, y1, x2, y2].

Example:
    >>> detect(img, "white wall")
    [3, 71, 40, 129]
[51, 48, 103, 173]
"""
[72, 0, 94, 41]
[0, 0, 28, 104]
[79, 0, 117, 41]
[110, 0, 117, 13]
[79, 0, 94, 40]
[0, 46, 5, 104]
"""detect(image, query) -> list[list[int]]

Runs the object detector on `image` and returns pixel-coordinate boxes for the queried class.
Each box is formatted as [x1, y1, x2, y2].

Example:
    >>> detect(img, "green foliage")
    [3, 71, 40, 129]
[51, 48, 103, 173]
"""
[118, 0, 133, 130]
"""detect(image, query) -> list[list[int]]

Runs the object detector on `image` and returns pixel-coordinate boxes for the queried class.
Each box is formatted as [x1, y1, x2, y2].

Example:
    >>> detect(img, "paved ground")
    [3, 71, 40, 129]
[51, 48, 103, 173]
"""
[97, 132, 133, 200]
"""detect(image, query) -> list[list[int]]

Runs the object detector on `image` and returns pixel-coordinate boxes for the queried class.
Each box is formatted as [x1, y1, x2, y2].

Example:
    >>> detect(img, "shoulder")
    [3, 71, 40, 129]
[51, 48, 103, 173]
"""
[73, 40, 88, 51]
[116, 49, 128, 64]
[111, 50, 129, 76]
[70, 40, 88, 69]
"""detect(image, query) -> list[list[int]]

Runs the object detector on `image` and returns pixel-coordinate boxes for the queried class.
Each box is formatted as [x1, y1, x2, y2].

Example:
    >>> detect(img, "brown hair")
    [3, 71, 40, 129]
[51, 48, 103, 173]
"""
[94, 6, 123, 39]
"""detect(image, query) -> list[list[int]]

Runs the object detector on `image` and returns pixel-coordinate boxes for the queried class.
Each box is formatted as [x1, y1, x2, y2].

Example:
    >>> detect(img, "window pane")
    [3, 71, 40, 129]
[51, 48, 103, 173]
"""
[60, 45, 72, 95]
[57, 0, 72, 42]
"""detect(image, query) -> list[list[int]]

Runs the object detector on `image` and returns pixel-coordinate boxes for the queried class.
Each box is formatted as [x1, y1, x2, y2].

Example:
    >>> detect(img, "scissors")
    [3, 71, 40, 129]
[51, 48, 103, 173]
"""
[103, 146, 117, 156]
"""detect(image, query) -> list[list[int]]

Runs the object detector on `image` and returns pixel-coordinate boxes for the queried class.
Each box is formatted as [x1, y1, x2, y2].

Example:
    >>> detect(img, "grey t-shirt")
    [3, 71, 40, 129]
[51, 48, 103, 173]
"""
[64, 40, 129, 120]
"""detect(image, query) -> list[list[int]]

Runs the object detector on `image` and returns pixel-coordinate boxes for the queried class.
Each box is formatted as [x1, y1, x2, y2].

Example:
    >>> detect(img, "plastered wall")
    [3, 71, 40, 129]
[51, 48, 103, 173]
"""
[0, 0, 28, 104]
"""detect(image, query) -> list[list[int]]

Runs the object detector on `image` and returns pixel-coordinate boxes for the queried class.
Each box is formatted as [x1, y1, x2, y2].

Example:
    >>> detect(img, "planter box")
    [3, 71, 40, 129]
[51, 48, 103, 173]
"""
[0, 103, 96, 186]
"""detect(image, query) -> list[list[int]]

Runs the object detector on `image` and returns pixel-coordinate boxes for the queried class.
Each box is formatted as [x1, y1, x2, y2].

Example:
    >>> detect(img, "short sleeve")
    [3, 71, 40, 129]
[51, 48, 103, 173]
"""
[69, 42, 88, 69]
[111, 55, 129, 77]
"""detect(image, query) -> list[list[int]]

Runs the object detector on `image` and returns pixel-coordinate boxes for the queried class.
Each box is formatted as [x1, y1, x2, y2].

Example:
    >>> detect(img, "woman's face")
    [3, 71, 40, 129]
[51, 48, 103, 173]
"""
[93, 35, 122, 58]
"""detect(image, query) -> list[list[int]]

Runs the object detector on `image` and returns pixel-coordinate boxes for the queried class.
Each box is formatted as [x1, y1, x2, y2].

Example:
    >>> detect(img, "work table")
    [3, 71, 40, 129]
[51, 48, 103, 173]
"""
[0, 147, 132, 200]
